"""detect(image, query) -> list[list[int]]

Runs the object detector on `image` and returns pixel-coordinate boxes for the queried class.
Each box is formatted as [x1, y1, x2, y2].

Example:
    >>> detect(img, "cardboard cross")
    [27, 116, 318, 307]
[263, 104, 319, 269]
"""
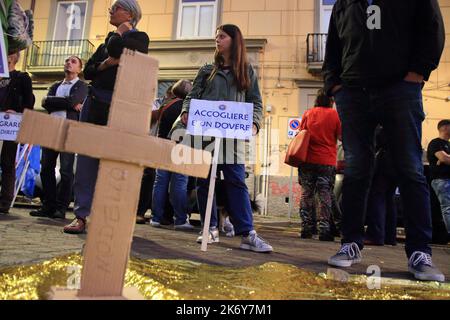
[17, 50, 212, 299]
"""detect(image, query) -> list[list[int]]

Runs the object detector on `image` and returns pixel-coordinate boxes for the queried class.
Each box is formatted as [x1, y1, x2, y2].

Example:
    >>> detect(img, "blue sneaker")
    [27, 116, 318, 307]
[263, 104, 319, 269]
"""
[408, 251, 445, 282]
[328, 243, 362, 267]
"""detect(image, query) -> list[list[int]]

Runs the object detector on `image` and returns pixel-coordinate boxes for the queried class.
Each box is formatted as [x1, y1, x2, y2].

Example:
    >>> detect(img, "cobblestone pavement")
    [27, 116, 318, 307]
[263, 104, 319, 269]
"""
[0, 207, 449, 283]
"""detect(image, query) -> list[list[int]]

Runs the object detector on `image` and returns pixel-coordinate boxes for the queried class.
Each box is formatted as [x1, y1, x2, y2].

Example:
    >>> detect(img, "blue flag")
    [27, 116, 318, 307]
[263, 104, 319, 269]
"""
[15, 145, 41, 198]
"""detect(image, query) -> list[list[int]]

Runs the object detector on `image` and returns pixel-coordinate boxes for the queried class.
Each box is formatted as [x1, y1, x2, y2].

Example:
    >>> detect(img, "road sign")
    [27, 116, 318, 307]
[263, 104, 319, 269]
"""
[287, 118, 301, 139]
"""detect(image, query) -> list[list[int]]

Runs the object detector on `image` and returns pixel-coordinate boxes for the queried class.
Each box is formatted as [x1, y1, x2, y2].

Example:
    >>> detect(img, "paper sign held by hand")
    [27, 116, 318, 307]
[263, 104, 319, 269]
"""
[187, 99, 253, 140]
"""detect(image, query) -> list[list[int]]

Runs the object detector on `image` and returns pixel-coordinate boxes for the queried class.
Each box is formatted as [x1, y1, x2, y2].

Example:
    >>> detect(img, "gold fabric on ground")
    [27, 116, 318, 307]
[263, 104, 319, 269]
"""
[0, 254, 449, 300]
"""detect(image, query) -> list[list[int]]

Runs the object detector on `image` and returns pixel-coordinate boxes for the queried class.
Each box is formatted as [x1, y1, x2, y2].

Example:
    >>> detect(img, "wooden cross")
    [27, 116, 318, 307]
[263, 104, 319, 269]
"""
[17, 50, 212, 299]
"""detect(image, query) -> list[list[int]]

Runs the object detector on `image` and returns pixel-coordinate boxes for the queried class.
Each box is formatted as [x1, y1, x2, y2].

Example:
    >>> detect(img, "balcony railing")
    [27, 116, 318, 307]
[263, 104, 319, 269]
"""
[306, 33, 327, 73]
[26, 40, 95, 72]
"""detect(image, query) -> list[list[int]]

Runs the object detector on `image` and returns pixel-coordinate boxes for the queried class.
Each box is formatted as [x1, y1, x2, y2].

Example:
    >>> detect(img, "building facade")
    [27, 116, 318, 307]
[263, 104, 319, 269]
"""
[16, 0, 450, 216]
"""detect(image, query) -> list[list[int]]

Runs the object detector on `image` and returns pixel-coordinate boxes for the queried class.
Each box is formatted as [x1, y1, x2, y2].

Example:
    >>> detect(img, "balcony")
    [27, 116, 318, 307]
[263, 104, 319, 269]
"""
[306, 33, 327, 74]
[26, 40, 95, 74]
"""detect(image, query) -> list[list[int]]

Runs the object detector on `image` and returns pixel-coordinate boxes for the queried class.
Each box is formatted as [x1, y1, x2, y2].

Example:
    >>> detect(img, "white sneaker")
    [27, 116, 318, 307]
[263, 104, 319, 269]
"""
[150, 220, 161, 228]
[174, 221, 195, 231]
[240, 230, 273, 253]
[196, 228, 220, 244]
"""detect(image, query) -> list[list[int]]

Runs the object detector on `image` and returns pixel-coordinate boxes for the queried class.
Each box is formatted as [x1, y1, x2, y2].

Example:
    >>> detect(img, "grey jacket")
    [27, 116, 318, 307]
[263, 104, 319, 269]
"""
[171, 63, 263, 165]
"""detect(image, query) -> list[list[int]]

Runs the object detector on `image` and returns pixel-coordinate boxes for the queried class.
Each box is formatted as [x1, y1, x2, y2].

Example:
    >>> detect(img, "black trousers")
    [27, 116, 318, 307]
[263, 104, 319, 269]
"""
[40, 148, 75, 211]
[0, 141, 18, 207]
[137, 168, 156, 217]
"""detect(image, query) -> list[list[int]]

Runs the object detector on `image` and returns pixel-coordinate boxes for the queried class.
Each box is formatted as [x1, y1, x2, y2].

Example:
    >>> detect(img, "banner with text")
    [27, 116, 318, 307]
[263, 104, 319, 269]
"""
[187, 99, 253, 140]
[0, 112, 22, 141]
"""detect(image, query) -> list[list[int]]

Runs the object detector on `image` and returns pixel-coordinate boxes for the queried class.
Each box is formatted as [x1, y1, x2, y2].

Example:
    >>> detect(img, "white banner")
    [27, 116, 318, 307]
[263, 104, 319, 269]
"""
[187, 99, 253, 140]
[0, 112, 22, 141]
[0, 23, 9, 78]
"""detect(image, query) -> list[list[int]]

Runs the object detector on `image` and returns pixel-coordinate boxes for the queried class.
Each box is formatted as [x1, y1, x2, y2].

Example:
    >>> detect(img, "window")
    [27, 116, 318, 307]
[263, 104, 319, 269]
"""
[320, 0, 336, 33]
[53, 1, 88, 42]
[48, 1, 89, 66]
[177, 0, 218, 39]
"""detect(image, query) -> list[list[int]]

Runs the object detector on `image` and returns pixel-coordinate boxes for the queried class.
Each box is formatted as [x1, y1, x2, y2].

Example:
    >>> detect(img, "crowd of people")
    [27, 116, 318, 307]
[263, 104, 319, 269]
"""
[0, 0, 448, 283]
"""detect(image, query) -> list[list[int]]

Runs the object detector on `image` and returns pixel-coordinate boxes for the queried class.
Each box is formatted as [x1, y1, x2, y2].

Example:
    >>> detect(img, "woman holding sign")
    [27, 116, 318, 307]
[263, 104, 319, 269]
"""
[178, 24, 273, 253]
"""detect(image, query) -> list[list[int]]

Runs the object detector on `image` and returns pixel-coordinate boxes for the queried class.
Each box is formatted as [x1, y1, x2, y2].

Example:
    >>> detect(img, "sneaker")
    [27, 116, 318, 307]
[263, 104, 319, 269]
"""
[174, 221, 195, 231]
[63, 217, 86, 234]
[30, 207, 55, 218]
[196, 228, 220, 244]
[240, 230, 273, 253]
[222, 217, 235, 238]
[0, 204, 10, 214]
[52, 209, 66, 220]
[319, 233, 335, 242]
[150, 220, 161, 228]
[328, 243, 362, 267]
[408, 251, 445, 282]
[300, 231, 313, 239]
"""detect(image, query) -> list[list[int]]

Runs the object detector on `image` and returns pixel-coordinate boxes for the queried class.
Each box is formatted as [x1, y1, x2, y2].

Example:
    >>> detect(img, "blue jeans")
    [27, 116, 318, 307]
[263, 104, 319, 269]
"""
[431, 179, 450, 234]
[151, 170, 189, 225]
[197, 164, 253, 236]
[73, 95, 99, 219]
[334, 80, 432, 257]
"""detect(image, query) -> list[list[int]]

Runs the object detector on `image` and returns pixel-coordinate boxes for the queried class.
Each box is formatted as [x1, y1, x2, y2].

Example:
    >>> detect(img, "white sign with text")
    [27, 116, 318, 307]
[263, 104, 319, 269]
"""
[187, 99, 253, 140]
[0, 112, 22, 141]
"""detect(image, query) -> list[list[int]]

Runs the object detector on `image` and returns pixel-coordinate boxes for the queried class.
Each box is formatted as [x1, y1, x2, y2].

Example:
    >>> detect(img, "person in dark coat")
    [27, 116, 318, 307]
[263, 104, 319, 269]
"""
[29, 56, 88, 220]
[0, 51, 34, 213]
[64, 0, 149, 234]
[324, 0, 445, 282]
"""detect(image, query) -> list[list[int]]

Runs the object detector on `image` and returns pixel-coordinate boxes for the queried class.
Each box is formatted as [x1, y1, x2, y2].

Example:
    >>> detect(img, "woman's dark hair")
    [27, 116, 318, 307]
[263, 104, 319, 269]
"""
[172, 79, 192, 99]
[212, 24, 250, 91]
[315, 88, 333, 108]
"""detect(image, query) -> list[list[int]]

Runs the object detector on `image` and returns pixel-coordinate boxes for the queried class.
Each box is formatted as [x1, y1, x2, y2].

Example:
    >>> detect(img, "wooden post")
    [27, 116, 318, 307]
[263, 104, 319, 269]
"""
[201, 138, 221, 252]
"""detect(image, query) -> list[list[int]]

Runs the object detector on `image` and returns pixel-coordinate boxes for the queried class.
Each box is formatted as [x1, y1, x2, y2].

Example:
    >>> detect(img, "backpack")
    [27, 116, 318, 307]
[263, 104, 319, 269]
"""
[0, 0, 33, 53]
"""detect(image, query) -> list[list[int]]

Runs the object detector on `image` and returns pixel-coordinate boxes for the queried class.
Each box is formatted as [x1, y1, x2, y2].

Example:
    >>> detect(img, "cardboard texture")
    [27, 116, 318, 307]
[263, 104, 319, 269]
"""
[16, 110, 74, 151]
[80, 160, 143, 296]
[64, 123, 211, 178]
[16, 49, 212, 299]
[50, 287, 144, 300]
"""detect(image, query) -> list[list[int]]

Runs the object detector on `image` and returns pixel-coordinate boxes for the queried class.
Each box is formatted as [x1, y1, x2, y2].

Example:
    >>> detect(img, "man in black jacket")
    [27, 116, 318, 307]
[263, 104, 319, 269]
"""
[64, 0, 149, 234]
[30, 56, 88, 219]
[323, 0, 445, 282]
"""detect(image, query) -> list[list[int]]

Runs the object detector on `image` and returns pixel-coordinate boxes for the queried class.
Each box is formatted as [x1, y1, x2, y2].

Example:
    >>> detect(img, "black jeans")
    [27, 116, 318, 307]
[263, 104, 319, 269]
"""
[365, 172, 398, 245]
[0, 141, 18, 207]
[334, 80, 432, 257]
[136, 168, 155, 217]
[40, 148, 75, 212]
